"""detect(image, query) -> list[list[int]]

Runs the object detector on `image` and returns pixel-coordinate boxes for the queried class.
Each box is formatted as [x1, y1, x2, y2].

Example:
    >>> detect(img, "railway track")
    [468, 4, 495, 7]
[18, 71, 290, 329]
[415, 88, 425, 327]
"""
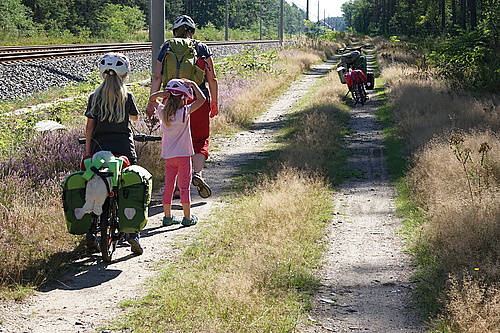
[0, 40, 280, 62]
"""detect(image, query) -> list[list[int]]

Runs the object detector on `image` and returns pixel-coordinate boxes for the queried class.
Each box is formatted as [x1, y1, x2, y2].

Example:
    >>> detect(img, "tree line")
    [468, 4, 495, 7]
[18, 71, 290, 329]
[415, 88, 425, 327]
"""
[342, 0, 498, 40]
[1, 0, 342, 42]
[341, 0, 498, 92]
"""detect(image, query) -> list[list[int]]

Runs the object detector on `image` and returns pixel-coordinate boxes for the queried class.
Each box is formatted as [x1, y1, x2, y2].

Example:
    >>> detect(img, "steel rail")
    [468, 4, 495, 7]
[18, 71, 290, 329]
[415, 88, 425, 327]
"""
[0, 40, 280, 62]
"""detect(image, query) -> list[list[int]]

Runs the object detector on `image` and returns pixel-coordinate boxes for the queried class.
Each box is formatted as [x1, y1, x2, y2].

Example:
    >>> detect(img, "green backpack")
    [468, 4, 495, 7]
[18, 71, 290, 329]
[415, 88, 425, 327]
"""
[161, 38, 205, 87]
[118, 165, 152, 234]
[61, 171, 92, 235]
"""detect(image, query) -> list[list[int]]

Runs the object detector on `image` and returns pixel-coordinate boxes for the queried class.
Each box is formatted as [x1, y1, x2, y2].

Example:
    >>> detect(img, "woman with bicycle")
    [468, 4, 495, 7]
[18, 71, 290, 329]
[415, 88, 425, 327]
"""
[84, 52, 144, 255]
[148, 78, 206, 228]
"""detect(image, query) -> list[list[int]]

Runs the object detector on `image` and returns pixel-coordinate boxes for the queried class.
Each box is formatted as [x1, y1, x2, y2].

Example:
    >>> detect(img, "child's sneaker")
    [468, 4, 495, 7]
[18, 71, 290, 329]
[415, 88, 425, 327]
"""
[162, 216, 181, 226]
[126, 233, 143, 255]
[192, 172, 211, 198]
[181, 214, 198, 227]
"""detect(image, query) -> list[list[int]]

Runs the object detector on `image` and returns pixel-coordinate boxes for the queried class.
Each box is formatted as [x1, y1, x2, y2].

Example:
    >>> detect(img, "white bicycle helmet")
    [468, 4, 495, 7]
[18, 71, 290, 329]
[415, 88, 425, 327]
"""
[99, 52, 131, 77]
[164, 79, 194, 100]
[173, 15, 196, 31]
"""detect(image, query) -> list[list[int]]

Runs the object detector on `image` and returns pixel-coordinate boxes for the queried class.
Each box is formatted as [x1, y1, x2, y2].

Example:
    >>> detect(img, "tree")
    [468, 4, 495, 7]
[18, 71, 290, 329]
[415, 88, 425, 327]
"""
[96, 4, 145, 41]
[0, 0, 37, 39]
[22, 0, 74, 32]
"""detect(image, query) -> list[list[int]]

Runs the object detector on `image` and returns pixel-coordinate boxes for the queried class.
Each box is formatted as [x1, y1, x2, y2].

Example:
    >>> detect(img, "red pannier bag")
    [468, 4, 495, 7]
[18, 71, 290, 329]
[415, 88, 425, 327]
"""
[351, 69, 367, 84]
[345, 72, 353, 89]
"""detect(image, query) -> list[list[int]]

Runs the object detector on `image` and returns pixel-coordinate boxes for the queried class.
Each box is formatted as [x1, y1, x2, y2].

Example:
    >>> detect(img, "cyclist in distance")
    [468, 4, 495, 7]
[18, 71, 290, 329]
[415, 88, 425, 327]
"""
[147, 15, 218, 200]
[84, 52, 143, 255]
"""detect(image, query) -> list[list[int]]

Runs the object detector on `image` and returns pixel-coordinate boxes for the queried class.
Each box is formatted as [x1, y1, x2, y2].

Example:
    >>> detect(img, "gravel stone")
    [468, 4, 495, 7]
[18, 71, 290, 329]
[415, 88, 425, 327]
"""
[0, 42, 280, 101]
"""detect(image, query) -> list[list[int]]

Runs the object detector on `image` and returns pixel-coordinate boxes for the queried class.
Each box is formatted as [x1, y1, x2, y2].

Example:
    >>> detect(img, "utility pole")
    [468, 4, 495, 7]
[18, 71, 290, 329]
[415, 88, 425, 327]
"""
[150, 0, 165, 75]
[279, 0, 283, 46]
[225, 0, 229, 40]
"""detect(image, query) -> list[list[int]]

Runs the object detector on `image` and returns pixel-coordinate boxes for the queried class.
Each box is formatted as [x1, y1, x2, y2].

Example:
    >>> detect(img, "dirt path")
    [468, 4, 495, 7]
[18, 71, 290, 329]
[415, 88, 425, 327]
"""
[0, 56, 425, 333]
[299, 79, 425, 332]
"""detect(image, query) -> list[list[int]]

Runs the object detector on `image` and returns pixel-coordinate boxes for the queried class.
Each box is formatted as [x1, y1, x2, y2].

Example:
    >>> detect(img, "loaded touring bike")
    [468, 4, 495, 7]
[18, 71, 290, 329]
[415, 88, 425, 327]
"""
[336, 45, 375, 106]
[62, 134, 160, 262]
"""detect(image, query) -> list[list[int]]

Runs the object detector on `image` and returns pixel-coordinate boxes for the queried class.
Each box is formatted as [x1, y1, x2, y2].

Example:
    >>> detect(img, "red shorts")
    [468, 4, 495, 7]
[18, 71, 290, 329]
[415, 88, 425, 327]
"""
[190, 99, 210, 159]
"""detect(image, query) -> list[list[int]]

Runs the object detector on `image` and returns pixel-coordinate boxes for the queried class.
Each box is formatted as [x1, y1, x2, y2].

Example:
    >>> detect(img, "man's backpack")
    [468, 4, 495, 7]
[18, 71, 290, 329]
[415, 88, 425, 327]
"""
[161, 38, 205, 87]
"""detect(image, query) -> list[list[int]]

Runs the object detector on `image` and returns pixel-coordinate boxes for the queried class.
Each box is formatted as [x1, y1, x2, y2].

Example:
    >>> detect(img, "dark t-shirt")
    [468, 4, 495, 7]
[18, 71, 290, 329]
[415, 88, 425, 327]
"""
[85, 91, 138, 162]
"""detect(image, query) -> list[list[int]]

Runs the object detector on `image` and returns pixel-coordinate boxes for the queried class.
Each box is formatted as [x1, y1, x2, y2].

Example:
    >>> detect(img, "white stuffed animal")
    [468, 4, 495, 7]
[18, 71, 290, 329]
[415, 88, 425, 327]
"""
[74, 151, 115, 220]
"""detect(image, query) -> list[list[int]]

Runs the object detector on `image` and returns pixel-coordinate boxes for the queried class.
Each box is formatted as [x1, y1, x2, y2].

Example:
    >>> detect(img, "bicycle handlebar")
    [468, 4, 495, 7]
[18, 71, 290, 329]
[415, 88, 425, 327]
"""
[78, 134, 162, 144]
[341, 44, 371, 52]
[133, 134, 162, 142]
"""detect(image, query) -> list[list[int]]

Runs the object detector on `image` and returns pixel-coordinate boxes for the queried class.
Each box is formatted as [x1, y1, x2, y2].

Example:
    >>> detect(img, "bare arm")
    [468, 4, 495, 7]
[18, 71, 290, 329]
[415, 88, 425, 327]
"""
[85, 118, 95, 155]
[151, 60, 163, 94]
[185, 80, 206, 113]
[146, 60, 164, 116]
[204, 57, 219, 118]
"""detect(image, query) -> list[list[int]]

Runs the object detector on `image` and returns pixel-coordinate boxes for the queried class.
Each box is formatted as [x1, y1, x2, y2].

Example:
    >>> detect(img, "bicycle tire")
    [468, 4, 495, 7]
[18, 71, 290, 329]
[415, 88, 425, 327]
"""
[351, 86, 360, 105]
[359, 85, 367, 106]
[99, 198, 119, 262]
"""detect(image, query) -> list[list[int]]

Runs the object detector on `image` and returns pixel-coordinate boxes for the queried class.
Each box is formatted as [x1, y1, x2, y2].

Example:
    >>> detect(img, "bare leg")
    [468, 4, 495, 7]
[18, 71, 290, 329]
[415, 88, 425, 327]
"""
[181, 202, 191, 220]
[163, 204, 172, 217]
[192, 153, 205, 174]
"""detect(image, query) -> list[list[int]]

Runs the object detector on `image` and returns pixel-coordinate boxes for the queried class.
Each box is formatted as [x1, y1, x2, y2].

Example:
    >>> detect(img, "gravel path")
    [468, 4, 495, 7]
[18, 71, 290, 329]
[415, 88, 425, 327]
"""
[0, 54, 425, 333]
[298, 74, 425, 332]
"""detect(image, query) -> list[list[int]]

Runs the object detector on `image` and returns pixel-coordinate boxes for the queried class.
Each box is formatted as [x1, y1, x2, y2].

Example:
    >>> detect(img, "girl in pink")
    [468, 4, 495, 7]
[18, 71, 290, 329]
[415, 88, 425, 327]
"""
[148, 79, 206, 227]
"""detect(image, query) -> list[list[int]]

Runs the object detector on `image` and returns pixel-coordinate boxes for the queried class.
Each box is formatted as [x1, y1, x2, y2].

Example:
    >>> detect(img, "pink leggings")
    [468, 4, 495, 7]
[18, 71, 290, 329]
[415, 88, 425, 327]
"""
[162, 156, 192, 205]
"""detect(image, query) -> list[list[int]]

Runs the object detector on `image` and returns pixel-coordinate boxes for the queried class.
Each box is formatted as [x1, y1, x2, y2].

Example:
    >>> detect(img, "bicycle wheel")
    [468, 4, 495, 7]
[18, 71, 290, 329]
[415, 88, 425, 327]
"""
[358, 84, 367, 106]
[99, 197, 119, 262]
[351, 86, 360, 105]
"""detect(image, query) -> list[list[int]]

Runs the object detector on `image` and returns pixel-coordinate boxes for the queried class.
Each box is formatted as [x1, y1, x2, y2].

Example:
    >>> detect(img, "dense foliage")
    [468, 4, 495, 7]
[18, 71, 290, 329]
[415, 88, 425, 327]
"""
[0, 0, 347, 43]
[340, 0, 499, 93]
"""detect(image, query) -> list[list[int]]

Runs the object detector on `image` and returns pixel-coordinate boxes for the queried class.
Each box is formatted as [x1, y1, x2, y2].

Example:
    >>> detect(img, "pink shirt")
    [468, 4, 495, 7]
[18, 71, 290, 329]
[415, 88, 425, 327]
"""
[157, 104, 194, 159]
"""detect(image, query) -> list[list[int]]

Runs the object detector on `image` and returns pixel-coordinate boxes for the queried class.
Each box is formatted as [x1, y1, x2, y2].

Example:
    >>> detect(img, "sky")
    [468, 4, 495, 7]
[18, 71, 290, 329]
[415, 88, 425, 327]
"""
[285, 0, 345, 19]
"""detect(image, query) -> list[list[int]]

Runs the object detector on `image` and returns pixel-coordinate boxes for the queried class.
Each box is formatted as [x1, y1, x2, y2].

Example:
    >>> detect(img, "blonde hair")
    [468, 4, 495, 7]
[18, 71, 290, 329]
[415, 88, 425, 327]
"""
[160, 95, 184, 127]
[89, 72, 128, 123]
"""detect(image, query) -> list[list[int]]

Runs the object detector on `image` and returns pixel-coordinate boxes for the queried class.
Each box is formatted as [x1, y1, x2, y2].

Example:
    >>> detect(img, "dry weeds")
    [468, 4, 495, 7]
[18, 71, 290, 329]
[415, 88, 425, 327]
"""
[382, 40, 500, 331]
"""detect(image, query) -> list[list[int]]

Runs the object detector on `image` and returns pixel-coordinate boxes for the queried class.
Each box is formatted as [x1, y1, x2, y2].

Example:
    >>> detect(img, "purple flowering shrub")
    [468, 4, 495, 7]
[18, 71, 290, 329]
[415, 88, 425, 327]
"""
[0, 127, 84, 286]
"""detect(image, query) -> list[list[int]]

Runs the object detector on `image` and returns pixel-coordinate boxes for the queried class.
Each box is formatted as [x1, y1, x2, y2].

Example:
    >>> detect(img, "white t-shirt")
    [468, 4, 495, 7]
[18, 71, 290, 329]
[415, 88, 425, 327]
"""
[156, 104, 194, 159]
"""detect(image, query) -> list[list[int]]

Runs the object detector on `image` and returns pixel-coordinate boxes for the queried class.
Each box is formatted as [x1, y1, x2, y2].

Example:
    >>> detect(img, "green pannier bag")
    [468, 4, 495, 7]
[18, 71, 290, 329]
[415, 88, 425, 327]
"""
[161, 37, 205, 86]
[62, 171, 92, 235]
[353, 55, 367, 74]
[118, 165, 152, 233]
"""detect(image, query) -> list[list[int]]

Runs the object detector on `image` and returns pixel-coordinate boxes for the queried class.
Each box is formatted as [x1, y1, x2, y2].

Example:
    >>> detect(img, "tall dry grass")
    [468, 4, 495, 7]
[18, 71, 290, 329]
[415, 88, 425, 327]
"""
[408, 131, 500, 277]
[380, 38, 500, 330]
[438, 273, 500, 332]
[211, 48, 325, 134]
[381, 63, 500, 155]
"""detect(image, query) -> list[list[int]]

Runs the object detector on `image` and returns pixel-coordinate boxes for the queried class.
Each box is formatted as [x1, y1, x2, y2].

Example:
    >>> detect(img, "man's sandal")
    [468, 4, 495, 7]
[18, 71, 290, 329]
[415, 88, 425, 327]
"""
[192, 172, 211, 198]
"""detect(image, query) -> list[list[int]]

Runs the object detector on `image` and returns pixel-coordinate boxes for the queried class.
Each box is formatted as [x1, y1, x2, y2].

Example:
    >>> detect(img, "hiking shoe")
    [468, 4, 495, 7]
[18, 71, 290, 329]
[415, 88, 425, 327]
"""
[86, 233, 100, 253]
[126, 234, 143, 255]
[192, 172, 211, 198]
[181, 214, 198, 227]
[162, 216, 181, 227]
